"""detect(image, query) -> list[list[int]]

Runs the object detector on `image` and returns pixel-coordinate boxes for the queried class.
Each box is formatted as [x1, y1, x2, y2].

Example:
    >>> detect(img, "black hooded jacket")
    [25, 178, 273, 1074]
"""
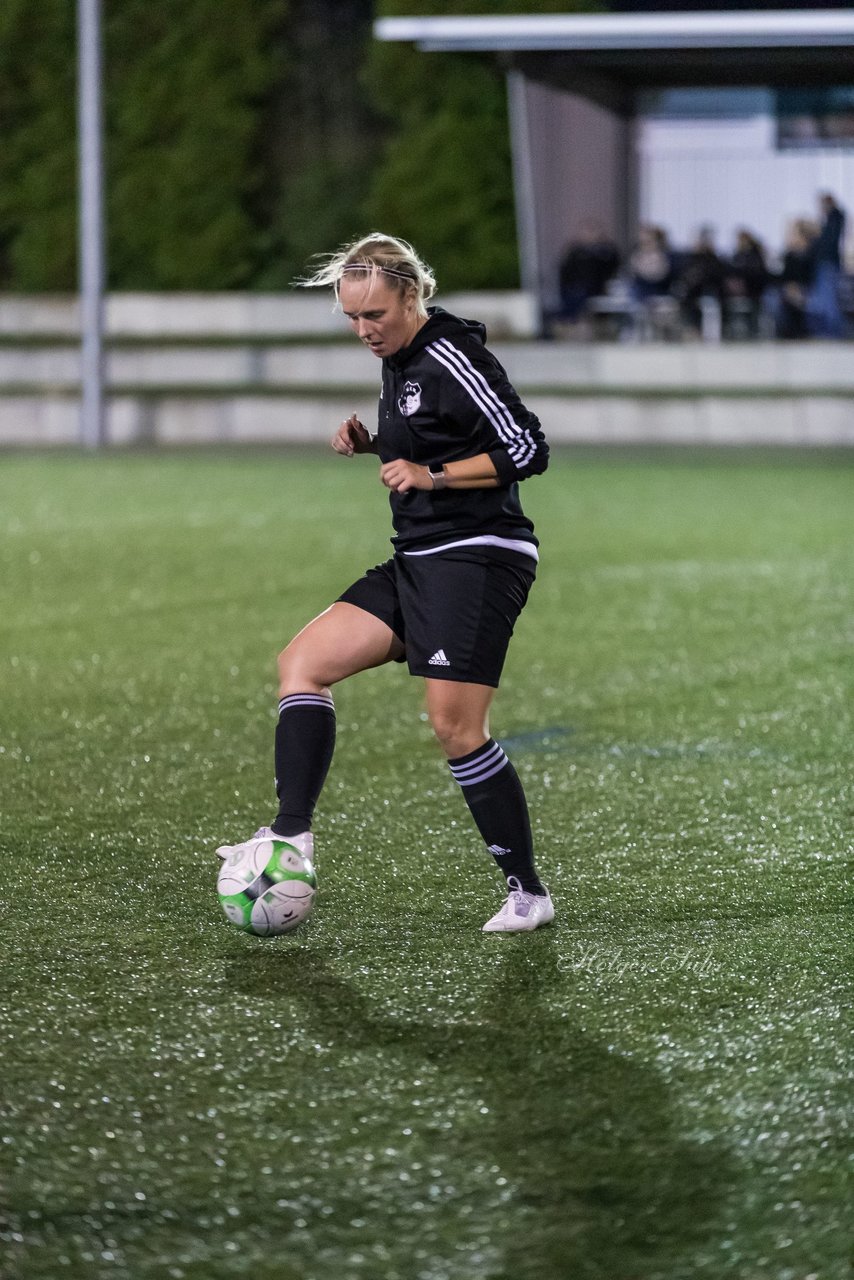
[376, 308, 549, 554]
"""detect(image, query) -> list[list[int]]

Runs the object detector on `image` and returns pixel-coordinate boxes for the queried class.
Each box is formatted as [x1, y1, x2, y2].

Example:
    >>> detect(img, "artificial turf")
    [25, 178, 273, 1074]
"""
[0, 447, 851, 1280]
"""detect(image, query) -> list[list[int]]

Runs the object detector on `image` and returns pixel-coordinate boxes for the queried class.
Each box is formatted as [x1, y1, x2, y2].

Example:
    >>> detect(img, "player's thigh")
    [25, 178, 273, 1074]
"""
[279, 602, 404, 691]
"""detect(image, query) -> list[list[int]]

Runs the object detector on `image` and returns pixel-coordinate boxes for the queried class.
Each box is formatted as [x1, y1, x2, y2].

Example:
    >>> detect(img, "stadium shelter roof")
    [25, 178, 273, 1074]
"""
[375, 11, 854, 317]
[375, 11, 854, 98]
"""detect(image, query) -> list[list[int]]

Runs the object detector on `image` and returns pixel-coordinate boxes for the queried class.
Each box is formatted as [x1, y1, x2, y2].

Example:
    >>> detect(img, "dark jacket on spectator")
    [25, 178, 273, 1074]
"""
[815, 203, 845, 268]
[728, 242, 768, 303]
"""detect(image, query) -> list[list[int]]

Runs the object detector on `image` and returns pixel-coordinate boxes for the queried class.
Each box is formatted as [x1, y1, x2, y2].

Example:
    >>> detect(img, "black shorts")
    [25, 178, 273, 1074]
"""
[337, 546, 536, 688]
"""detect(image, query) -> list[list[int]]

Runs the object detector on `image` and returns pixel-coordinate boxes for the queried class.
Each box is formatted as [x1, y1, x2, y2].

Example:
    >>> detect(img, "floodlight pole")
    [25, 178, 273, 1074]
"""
[77, 0, 106, 449]
[506, 70, 544, 336]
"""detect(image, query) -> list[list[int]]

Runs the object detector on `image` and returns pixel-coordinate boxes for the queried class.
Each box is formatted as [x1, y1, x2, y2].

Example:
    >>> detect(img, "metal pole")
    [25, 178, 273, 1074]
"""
[77, 0, 106, 448]
[506, 69, 544, 333]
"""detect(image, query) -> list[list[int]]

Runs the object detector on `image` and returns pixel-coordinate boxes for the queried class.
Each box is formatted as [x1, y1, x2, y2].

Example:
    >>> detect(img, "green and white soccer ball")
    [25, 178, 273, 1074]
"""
[217, 838, 317, 936]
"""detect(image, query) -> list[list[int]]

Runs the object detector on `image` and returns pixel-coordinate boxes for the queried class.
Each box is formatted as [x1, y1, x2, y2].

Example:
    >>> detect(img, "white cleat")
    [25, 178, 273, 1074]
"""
[216, 826, 277, 860]
[216, 827, 315, 866]
[482, 876, 554, 933]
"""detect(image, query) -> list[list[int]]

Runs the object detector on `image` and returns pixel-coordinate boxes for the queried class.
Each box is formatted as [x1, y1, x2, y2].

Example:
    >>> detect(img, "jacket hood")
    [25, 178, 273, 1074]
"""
[386, 307, 487, 368]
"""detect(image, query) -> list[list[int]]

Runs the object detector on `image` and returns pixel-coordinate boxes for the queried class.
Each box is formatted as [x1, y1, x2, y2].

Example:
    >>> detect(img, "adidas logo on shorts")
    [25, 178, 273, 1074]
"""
[428, 648, 451, 667]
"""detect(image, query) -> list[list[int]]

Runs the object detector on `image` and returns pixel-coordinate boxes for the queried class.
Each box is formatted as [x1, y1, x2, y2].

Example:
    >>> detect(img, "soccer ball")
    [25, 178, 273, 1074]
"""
[217, 837, 317, 936]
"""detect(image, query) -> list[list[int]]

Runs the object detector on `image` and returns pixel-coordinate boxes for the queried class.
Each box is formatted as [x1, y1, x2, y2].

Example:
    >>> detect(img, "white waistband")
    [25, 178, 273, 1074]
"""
[402, 535, 539, 562]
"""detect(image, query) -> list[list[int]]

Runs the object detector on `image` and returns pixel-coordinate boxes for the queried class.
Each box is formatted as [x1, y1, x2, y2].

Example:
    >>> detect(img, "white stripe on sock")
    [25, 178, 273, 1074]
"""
[278, 694, 335, 715]
[449, 741, 508, 787]
[449, 745, 503, 781]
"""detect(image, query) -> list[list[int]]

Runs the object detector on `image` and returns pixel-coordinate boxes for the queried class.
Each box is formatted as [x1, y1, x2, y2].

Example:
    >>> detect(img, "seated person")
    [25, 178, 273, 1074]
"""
[628, 224, 673, 304]
[774, 220, 816, 340]
[556, 219, 621, 322]
[724, 229, 769, 337]
[672, 227, 726, 335]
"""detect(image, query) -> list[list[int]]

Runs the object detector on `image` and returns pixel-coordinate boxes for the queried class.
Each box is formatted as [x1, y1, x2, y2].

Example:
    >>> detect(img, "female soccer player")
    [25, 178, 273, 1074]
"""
[218, 233, 553, 932]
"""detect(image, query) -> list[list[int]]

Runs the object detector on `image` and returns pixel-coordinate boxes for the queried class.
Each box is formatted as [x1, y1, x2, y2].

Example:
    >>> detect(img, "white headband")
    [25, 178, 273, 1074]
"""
[341, 263, 416, 283]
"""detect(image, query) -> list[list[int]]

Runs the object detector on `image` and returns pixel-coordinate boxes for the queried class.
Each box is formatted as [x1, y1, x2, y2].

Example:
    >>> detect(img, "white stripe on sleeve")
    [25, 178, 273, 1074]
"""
[426, 338, 536, 468]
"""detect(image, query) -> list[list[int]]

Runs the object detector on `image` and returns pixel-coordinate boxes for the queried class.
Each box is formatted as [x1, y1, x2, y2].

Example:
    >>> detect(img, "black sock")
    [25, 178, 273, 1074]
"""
[448, 738, 545, 895]
[271, 693, 336, 837]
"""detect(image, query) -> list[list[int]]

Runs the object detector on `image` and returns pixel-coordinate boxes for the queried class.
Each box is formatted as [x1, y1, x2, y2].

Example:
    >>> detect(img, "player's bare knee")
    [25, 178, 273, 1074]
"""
[277, 641, 325, 697]
[429, 711, 481, 760]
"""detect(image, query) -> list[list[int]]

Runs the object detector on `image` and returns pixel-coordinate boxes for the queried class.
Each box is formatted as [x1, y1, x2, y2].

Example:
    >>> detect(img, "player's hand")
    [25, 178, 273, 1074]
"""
[331, 415, 374, 456]
[380, 459, 432, 494]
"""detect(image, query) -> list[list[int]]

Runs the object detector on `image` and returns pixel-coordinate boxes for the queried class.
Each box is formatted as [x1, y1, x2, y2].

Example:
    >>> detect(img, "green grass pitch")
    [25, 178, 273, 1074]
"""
[1, 447, 851, 1280]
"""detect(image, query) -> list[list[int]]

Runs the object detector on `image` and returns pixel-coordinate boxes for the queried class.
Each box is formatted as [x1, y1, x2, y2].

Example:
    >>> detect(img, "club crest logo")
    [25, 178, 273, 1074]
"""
[398, 381, 422, 416]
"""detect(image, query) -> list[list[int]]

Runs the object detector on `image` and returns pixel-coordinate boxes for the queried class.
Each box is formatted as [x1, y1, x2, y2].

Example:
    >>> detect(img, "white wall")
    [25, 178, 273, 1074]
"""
[635, 89, 854, 259]
[0, 291, 538, 339]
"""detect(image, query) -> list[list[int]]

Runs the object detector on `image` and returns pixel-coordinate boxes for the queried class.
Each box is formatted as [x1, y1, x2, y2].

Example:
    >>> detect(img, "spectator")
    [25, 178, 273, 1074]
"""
[628, 224, 673, 303]
[808, 192, 846, 337]
[725, 229, 770, 337]
[774, 220, 816, 340]
[556, 219, 621, 323]
[672, 226, 726, 335]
